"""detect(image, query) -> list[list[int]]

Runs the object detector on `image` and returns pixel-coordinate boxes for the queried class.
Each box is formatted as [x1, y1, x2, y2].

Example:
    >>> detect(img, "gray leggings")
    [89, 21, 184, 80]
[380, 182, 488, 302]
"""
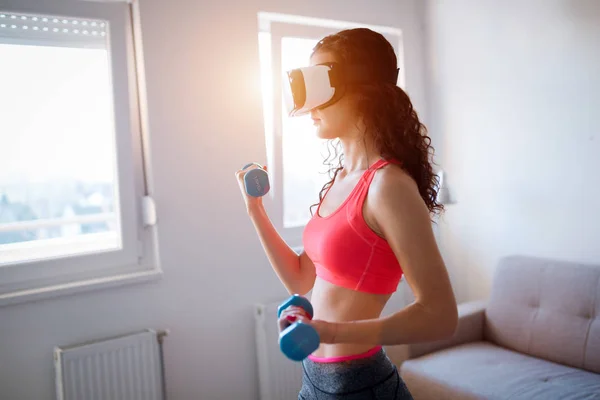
[298, 349, 414, 400]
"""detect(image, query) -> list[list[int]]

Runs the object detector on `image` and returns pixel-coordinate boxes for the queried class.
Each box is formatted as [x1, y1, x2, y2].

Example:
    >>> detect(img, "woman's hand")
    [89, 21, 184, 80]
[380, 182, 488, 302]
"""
[235, 164, 265, 215]
[278, 305, 338, 344]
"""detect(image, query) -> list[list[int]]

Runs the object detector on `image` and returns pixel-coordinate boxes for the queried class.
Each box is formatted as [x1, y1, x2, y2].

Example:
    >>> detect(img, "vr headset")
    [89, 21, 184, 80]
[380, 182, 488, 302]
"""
[283, 62, 399, 117]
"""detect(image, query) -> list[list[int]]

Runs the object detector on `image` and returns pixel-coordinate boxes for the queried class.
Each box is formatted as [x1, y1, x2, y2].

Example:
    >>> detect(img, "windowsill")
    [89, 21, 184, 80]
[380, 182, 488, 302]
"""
[0, 232, 121, 266]
[0, 267, 162, 308]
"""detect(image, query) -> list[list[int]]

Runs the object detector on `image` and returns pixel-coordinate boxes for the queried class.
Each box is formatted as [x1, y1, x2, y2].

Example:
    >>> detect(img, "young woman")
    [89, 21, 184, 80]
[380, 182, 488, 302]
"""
[236, 28, 457, 399]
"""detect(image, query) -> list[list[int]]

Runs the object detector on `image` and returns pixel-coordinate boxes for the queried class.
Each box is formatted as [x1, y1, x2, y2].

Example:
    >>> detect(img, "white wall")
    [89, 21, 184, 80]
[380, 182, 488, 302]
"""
[0, 1, 427, 399]
[425, 0, 600, 302]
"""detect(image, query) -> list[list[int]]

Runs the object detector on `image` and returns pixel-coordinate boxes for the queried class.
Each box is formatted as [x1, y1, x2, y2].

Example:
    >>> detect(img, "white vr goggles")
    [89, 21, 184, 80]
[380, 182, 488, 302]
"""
[283, 62, 399, 117]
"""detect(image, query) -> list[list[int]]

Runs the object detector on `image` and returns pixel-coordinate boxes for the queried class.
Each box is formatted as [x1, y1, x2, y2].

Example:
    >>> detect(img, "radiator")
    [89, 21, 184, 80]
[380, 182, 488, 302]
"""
[54, 329, 167, 400]
[255, 299, 303, 400]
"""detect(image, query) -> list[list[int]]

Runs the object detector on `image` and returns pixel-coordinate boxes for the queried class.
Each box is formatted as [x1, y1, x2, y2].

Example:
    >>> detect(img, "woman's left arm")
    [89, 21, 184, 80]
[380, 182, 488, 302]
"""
[320, 168, 458, 346]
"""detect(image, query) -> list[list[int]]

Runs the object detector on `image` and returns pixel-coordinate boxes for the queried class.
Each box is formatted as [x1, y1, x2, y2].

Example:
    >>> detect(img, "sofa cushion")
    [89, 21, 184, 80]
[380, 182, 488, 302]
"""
[400, 342, 600, 400]
[484, 255, 600, 373]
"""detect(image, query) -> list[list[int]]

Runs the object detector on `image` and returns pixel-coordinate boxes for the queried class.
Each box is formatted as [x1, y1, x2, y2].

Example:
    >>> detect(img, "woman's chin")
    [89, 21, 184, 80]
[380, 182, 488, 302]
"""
[315, 126, 335, 140]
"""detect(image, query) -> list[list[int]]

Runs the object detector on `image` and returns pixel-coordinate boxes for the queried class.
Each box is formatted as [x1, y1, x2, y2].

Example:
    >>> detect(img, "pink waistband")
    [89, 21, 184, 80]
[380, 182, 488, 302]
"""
[307, 346, 382, 363]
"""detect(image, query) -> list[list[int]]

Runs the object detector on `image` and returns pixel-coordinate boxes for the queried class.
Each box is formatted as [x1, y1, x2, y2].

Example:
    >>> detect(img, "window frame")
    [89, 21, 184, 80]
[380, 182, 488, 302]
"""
[0, 0, 160, 306]
[258, 13, 404, 249]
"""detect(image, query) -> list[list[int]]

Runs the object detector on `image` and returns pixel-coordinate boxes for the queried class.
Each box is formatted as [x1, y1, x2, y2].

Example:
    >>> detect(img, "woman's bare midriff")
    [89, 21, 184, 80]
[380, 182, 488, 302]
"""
[310, 277, 392, 358]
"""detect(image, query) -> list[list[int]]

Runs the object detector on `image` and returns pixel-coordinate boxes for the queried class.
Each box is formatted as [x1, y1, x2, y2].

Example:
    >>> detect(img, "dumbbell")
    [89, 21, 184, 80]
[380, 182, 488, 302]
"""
[241, 163, 270, 197]
[277, 294, 320, 361]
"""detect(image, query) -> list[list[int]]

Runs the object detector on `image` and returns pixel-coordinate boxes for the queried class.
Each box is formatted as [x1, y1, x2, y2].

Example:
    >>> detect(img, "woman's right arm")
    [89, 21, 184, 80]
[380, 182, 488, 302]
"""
[236, 166, 315, 295]
[248, 206, 316, 295]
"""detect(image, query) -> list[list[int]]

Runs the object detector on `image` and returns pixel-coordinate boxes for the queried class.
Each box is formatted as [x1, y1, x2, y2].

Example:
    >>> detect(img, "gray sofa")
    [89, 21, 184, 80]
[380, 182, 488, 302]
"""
[399, 255, 600, 399]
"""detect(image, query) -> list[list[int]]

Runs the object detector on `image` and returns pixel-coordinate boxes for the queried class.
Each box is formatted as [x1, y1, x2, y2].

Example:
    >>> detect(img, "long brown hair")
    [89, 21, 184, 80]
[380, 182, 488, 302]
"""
[310, 28, 443, 216]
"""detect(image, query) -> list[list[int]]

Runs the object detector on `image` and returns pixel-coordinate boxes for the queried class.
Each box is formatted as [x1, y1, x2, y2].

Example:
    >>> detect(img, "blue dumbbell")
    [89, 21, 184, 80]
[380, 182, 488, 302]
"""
[242, 163, 270, 197]
[277, 294, 320, 361]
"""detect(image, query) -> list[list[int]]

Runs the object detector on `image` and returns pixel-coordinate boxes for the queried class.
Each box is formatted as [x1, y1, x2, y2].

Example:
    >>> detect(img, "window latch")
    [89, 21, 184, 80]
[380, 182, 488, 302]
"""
[142, 196, 157, 227]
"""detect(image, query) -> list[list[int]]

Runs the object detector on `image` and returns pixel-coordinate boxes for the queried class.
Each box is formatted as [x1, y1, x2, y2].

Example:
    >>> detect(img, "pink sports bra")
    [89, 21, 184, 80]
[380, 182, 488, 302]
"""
[302, 159, 403, 295]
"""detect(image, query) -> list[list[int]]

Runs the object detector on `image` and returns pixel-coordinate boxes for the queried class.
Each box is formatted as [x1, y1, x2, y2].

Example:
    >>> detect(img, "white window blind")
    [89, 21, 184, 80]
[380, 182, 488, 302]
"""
[0, 11, 107, 47]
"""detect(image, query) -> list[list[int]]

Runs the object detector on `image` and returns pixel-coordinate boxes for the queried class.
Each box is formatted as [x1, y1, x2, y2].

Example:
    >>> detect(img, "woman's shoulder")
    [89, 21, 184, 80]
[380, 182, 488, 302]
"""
[367, 163, 422, 211]
[372, 162, 417, 193]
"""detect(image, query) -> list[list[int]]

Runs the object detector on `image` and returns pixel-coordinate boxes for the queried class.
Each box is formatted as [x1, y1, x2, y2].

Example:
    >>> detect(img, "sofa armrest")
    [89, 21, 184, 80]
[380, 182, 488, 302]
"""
[392, 299, 487, 362]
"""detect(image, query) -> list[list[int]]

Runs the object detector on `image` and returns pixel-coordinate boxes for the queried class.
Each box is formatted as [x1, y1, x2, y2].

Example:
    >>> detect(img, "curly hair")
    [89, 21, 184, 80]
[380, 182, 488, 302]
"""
[310, 28, 443, 217]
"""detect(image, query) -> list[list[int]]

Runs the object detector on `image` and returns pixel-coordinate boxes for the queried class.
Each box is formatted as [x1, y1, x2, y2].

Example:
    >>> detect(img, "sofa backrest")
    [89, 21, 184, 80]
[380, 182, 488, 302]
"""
[484, 255, 600, 374]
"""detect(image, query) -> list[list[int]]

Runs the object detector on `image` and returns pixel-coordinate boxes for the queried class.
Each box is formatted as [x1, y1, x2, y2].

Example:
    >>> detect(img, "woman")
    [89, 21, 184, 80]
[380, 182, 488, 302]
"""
[236, 28, 457, 399]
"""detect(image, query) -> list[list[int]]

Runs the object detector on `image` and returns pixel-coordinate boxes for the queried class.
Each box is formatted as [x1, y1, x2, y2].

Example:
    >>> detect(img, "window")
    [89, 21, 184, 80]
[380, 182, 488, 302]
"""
[279, 36, 331, 228]
[0, 1, 159, 303]
[257, 13, 403, 246]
